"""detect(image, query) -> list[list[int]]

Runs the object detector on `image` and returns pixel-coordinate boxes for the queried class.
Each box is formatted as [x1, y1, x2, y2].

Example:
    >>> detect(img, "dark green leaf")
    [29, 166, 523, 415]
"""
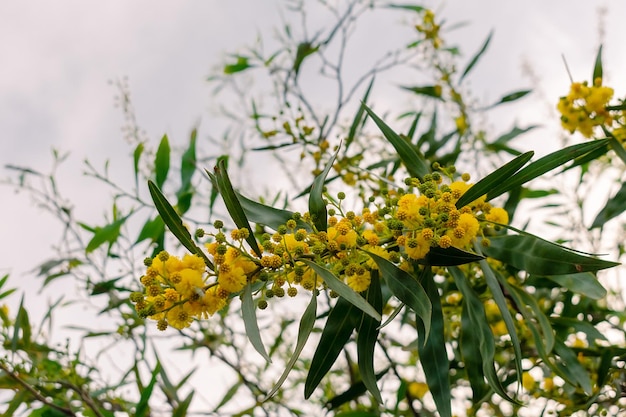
[236, 191, 309, 231]
[483, 234, 618, 275]
[553, 338, 592, 394]
[364, 251, 431, 338]
[301, 260, 380, 321]
[265, 291, 317, 399]
[326, 368, 390, 410]
[135, 216, 165, 245]
[363, 104, 429, 180]
[460, 305, 489, 402]
[305, 296, 358, 399]
[505, 284, 555, 353]
[400, 85, 443, 101]
[460, 31, 493, 83]
[456, 151, 533, 208]
[293, 42, 319, 77]
[148, 181, 214, 270]
[135, 361, 161, 417]
[12, 295, 30, 351]
[592, 45, 603, 82]
[155, 134, 170, 188]
[173, 392, 194, 417]
[591, 181, 626, 228]
[213, 382, 241, 412]
[309, 146, 340, 232]
[242, 283, 271, 362]
[386, 4, 425, 12]
[346, 77, 375, 151]
[419, 246, 484, 266]
[487, 139, 610, 200]
[224, 55, 253, 74]
[451, 267, 517, 403]
[485, 90, 531, 109]
[356, 271, 383, 403]
[551, 317, 607, 343]
[179, 129, 197, 193]
[417, 268, 451, 417]
[543, 272, 607, 299]
[207, 159, 262, 257]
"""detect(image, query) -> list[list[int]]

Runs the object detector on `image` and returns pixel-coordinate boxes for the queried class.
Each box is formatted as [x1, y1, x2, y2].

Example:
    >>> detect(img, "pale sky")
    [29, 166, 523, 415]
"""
[1, 0, 625, 412]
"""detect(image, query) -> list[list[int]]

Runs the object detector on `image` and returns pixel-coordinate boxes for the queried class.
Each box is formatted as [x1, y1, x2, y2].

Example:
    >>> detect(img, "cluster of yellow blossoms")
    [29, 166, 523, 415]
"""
[131, 172, 509, 331]
[557, 78, 622, 139]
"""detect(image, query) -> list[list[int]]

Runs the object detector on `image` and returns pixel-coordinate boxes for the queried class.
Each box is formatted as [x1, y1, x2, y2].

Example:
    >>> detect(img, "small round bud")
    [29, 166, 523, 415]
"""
[195, 228, 205, 238]
[215, 232, 226, 243]
[213, 220, 224, 229]
[287, 287, 298, 297]
[329, 290, 339, 298]
[274, 287, 285, 298]
[143, 257, 153, 267]
[157, 251, 170, 262]
[461, 172, 471, 182]
[130, 292, 144, 303]
[328, 208, 336, 216]
[337, 192, 346, 200]
[277, 225, 288, 235]
[258, 299, 268, 309]
[286, 219, 297, 230]
[156, 319, 168, 331]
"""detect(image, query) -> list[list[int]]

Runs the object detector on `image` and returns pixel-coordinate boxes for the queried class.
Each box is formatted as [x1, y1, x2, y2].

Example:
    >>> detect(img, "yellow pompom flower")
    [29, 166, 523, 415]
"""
[181, 254, 206, 272]
[175, 268, 205, 299]
[408, 381, 429, 399]
[346, 269, 371, 292]
[166, 305, 193, 330]
[217, 264, 247, 293]
[404, 234, 431, 260]
[486, 207, 509, 225]
[522, 372, 536, 391]
[446, 213, 479, 248]
[364, 245, 390, 269]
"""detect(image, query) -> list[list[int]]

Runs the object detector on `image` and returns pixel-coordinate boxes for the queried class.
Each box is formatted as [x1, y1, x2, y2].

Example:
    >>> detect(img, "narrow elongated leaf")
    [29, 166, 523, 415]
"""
[553, 338, 592, 394]
[479, 255, 523, 386]
[301, 260, 380, 321]
[265, 291, 317, 399]
[173, 392, 194, 417]
[309, 146, 340, 232]
[236, 191, 309, 231]
[485, 90, 531, 109]
[451, 267, 517, 403]
[135, 216, 165, 245]
[592, 45, 603, 81]
[155, 134, 170, 188]
[417, 268, 451, 417]
[293, 42, 319, 77]
[400, 85, 443, 101]
[86, 214, 131, 253]
[591, 181, 626, 228]
[224, 55, 253, 74]
[213, 382, 241, 412]
[363, 104, 429, 180]
[133, 142, 144, 188]
[305, 296, 358, 398]
[460, 306, 489, 402]
[551, 317, 607, 343]
[356, 271, 383, 403]
[543, 272, 607, 299]
[460, 31, 493, 83]
[420, 246, 484, 266]
[456, 151, 534, 208]
[12, 295, 30, 351]
[207, 159, 262, 257]
[180, 129, 197, 193]
[386, 4, 425, 12]
[135, 361, 161, 417]
[242, 283, 271, 362]
[364, 251, 431, 338]
[506, 284, 555, 353]
[148, 180, 214, 270]
[487, 139, 610, 200]
[326, 368, 390, 410]
[492, 125, 539, 145]
[482, 234, 618, 275]
[346, 77, 375, 151]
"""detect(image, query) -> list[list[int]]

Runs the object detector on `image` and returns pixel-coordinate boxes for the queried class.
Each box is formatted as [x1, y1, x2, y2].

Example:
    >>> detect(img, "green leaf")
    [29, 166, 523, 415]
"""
[553, 338, 592, 394]
[309, 146, 340, 232]
[12, 295, 30, 351]
[179, 129, 197, 193]
[236, 191, 309, 231]
[133, 142, 144, 188]
[543, 272, 607, 299]
[346, 77, 375, 151]
[487, 139, 610, 200]
[242, 283, 271, 362]
[293, 42, 319, 77]
[459, 30, 493, 83]
[451, 267, 517, 403]
[386, 4, 425, 12]
[479, 254, 523, 387]
[135, 216, 165, 245]
[505, 283, 555, 353]
[135, 361, 161, 417]
[155, 134, 170, 188]
[224, 55, 253, 74]
[173, 392, 194, 417]
[363, 104, 429, 180]
[551, 317, 607, 343]
[326, 368, 390, 410]
[364, 251, 431, 338]
[419, 246, 484, 266]
[485, 90, 531, 109]
[456, 151, 534, 208]
[148, 180, 214, 270]
[460, 305, 489, 402]
[304, 296, 358, 399]
[592, 45, 603, 82]
[400, 85, 443, 101]
[213, 382, 241, 412]
[591, 181, 626, 228]
[301, 260, 380, 321]
[85, 214, 130, 253]
[356, 271, 383, 403]
[265, 291, 317, 399]
[417, 268, 451, 417]
[482, 234, 618, 275]
[207, 158, 262, 257]
[491, 125, 539, 145]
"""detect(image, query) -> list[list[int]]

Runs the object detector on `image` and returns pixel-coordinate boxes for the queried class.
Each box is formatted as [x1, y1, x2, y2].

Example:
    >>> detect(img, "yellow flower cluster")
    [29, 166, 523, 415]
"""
[132, 172, 510, 331]
[557, 78, 614, 138]
[415, 9, 442, 49]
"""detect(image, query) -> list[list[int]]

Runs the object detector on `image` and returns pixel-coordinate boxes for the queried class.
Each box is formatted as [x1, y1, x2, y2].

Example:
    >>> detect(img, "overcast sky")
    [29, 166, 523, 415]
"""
[2, 0, 625, 329]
